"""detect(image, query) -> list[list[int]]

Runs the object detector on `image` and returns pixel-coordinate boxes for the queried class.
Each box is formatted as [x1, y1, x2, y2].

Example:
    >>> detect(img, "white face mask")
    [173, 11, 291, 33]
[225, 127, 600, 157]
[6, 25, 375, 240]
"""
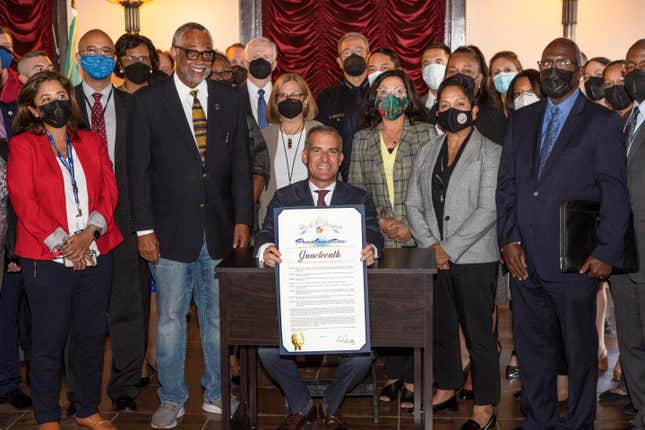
[422, 63, 446, 91]
[514, 92, 540, 110]
[368, 70, 384, 86]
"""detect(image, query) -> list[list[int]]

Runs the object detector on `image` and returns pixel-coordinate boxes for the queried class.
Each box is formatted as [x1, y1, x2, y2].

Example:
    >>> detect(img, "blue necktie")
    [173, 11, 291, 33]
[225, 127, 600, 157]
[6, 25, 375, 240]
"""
[257, 88, 268, 129]
[538, 106, 560, 178]
[626, 106, 640, 155]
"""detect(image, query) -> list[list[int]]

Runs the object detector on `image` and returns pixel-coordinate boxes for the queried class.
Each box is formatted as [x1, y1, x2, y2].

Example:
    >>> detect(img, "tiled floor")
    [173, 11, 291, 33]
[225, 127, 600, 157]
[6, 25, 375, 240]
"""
[0, 305, 631, 429]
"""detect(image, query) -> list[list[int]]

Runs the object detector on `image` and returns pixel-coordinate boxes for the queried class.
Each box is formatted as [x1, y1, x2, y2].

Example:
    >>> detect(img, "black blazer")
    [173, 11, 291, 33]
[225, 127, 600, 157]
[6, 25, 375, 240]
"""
[255, 180, 384, 251]
[74, 84, 134, 239]
[0, 101, 16, 158]
[128, 76, 253, 262]
[496, 92, 630, 282]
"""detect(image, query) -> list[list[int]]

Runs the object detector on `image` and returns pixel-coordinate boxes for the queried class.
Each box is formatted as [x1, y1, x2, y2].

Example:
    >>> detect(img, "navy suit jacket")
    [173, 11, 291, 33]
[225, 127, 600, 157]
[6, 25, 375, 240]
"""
[496, 93, 630, 282]
[127, 76, 252, 262]
[255, 180, 384, 251]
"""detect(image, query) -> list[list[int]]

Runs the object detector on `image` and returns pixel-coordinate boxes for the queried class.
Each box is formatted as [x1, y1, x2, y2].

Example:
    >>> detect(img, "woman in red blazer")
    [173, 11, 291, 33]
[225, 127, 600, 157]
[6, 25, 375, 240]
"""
[7, 71, 122, 430]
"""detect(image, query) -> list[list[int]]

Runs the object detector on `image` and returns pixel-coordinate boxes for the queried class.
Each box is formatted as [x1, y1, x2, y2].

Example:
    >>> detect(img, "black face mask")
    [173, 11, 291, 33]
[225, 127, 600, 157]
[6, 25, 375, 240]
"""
[540, 67, 575, 99]
[124, 62, 152, 84]
[231, 65, 247, 85]
[604, 85, 632, 111]
[249, 58, 272, 79]
[343, 54, 366, 77]
[277, 99, 303, 119]
[437, 108, 474, 133]
[38, 100, 72, 128]
[453, 73, 477, 92]
[624, 69, 645, 103]
[584, 76, 604, 101]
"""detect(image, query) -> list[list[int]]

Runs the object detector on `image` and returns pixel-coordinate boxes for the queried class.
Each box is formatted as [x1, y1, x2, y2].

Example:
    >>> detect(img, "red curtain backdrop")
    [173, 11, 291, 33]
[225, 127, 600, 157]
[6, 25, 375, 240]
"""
[262, 0, 445, 97]
[0, 0, 54, 64]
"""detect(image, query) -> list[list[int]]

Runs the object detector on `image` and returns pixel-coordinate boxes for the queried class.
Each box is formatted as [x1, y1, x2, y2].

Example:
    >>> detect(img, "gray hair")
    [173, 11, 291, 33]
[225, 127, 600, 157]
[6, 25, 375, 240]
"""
[172, 22, 212, 47]
[245, 37, 278, 62]
[337, 32, 369, 56]
[305, 125, 343, 152]
[17, 51, 51, 75]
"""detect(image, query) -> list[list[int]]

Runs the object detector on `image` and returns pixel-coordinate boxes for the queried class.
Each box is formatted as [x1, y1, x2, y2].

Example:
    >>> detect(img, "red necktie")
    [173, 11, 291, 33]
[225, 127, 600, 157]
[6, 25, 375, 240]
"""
[91, 92, 107, 145]
[315, 190, 329, 206]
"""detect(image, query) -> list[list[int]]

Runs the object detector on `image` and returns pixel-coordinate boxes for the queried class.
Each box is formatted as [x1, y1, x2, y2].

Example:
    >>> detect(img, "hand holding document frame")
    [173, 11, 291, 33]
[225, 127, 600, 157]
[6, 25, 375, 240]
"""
[274, 205, 370, 355]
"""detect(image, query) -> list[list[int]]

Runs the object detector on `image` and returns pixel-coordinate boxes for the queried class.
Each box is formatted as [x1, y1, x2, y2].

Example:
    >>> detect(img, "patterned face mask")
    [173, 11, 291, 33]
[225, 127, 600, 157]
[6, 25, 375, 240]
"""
[375, 94, 409, 120]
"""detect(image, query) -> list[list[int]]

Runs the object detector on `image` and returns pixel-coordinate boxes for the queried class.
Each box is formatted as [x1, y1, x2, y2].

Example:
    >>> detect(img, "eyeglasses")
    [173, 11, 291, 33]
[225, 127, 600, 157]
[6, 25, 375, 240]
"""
[340, 47, 367, 59]
[537, 59, 578, 70]
[121, 55, 150, 64]
[173, 45, 216, 62]
[275, 92, 304, 101]
[376, 87, 407, 98]
[211, 70, 232, 80]
[79, 47, 115, 57]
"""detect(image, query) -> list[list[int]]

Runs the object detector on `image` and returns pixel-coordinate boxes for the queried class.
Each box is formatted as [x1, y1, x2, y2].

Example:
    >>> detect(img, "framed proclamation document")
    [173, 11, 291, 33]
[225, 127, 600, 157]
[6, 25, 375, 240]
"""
[274, 205, 370, 355]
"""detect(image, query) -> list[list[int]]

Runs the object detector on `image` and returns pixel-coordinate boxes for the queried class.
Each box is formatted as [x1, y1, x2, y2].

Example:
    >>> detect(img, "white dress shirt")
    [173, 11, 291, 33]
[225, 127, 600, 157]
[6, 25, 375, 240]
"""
[246, 79, 272, 125]
[46, 147, 101, 263]
[81, 81, 116, 166]
[173, 72, 208, 144]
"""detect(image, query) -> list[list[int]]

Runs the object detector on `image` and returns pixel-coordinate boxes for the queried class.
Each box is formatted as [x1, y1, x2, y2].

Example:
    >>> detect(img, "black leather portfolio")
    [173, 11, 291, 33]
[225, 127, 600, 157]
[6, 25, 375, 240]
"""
[560, 200, 639, 274]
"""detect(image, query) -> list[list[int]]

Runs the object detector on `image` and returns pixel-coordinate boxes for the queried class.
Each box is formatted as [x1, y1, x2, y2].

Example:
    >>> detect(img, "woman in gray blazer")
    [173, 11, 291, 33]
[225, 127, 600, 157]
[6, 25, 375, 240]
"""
[258, 73, 321, 227]
[405, 76, 501, 430]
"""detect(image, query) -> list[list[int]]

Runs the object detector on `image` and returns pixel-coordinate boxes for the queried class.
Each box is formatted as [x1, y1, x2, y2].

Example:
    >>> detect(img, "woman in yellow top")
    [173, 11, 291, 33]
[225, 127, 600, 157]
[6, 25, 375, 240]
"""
[348, 69, 436, 411]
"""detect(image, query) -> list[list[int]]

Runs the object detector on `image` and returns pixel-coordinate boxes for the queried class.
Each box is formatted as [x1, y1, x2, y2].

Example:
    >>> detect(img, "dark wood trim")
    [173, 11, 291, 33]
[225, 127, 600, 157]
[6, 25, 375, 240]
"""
[52, 0, 69, 72]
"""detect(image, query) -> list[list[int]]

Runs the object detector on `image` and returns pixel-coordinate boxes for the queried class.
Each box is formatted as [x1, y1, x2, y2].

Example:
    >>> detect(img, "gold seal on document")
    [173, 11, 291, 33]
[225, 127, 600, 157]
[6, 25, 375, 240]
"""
[291, 332, 304, 351]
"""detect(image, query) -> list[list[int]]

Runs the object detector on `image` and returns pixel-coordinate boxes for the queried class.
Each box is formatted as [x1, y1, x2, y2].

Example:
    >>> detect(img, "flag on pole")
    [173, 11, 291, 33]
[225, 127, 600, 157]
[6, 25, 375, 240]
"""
[64, 0, 81, 85]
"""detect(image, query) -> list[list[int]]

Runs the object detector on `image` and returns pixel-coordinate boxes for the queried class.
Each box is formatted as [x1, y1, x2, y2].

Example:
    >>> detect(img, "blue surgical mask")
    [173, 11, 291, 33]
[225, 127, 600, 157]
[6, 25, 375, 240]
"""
[80, 55, 116, 80]
[0, 47, 13, 71]
[493, 71, 517, 94]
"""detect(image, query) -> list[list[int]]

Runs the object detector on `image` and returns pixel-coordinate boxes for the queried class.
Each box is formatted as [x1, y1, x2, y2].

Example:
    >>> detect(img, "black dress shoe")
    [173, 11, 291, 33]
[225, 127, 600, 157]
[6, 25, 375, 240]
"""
[0, 389, 32, 409]
[624, 402, 638, 417]
[599, 388, 629, 402]
[460, 413, 496, 430]
[277, 403, 319, 430]
[114, 396, 137, 412]
[432, 395, 458, 412]
[459, 388, 474, 400]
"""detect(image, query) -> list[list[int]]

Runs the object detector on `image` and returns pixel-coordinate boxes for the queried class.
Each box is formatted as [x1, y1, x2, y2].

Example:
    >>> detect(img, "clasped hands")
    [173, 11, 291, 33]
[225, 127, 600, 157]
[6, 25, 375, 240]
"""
[379, 217, 412, 243]
[262, 243, 377, 268]
[501, 243, 612, 280]
[61, 229, 96, 271]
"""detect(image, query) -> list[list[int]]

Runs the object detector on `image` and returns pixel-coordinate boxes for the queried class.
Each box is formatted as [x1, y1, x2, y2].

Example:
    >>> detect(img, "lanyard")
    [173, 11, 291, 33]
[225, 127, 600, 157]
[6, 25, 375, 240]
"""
[47, 132, 82, 217]
[280, 128, 304, 185]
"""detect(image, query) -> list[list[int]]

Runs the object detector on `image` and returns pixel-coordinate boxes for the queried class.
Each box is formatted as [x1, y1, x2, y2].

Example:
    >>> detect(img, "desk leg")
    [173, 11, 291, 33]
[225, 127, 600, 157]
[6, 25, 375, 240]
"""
[239, 346, 249, 429]
[222, 342, 231, 427]
[250, 346, 258, 429]
[414, 347, 422, 429]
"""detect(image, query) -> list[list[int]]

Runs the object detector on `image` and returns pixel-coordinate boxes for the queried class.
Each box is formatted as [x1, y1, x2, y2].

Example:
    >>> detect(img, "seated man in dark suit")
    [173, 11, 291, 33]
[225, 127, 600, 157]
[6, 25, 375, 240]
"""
[255, 125, 384, 430]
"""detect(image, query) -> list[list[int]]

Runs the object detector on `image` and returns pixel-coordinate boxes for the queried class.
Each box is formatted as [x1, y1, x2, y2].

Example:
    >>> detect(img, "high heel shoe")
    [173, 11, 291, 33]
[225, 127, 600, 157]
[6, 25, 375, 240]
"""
[505, 350, 520, 380]
[459, 388, 474, 400]
[378, 380, 402, 402]
[460, 413, 496, 430]
[432, 395, 458, 412]
[401, 386, 416, 414]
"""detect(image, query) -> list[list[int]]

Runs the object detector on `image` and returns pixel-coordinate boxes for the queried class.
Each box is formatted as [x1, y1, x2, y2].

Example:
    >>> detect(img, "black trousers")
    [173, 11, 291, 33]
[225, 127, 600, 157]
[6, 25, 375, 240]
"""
[512, 275, 597, 430]
[21, 255, 113, 424]
[106, 231, 151, 400]
[434, 262, 499, 405]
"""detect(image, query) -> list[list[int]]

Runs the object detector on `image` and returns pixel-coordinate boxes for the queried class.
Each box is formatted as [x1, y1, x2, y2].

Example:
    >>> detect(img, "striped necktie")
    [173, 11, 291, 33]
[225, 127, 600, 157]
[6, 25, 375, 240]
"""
[626, 106, 640, 155]
[190, 89, 207, 165]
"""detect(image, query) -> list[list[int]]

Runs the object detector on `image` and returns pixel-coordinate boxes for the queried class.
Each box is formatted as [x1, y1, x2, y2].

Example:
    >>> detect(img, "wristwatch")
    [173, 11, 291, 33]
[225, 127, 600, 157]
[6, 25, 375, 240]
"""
[93, 229, 101, 240]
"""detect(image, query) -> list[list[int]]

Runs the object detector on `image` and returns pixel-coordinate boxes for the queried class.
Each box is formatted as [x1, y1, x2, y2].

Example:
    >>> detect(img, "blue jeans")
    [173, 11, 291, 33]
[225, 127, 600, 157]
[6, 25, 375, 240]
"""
[150, 240, 222, 404]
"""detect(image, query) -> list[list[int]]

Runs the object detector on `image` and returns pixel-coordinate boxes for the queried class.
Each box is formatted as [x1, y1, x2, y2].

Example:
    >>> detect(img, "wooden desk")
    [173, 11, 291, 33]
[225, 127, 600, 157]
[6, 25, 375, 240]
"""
[217, 248, 436, 429]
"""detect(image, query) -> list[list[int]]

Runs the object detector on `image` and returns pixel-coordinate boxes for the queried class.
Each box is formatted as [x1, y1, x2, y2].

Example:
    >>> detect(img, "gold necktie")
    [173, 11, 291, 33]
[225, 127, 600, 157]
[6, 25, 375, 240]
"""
[190, 89, 207, 165]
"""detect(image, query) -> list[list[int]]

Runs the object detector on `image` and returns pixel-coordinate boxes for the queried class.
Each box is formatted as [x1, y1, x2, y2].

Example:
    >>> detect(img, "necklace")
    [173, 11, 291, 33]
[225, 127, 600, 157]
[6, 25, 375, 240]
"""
[281, 122, 305, 149]
[380, 124, 402, 148]
[279, 127, 305, 184]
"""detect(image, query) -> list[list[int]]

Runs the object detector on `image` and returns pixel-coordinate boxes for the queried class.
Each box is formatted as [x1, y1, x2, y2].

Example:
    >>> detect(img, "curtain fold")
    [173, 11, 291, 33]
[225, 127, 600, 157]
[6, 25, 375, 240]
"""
[0, 0, 54, 63]
[262, 0, 445, 97]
